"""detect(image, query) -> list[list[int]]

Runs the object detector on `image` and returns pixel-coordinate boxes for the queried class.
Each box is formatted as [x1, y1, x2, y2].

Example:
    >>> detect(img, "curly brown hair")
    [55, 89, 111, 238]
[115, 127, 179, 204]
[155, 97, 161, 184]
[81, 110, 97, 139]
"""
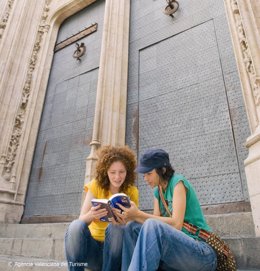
[95, 145, 137, 194]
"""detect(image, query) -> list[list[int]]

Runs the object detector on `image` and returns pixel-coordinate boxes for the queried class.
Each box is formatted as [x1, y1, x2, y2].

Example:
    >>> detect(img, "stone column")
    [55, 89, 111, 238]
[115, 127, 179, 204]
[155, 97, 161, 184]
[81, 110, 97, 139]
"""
[224, 0, 260, 236]
[0, 0, 47, 222]
[85, 0, 131, 184]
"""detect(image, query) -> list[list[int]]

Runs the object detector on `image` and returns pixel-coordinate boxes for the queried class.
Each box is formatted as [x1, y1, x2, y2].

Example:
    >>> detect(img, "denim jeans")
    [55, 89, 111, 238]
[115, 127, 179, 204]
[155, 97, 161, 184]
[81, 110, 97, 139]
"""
[65, 220, 123, 271]
[103, 224, 125, 271]
[64, 220, 103, 271]
[122, 219, 217, 271]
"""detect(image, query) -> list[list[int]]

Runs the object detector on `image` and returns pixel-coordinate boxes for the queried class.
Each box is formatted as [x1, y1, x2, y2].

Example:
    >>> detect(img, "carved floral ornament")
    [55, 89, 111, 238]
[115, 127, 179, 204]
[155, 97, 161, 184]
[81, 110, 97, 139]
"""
[230, 0, 260, 108]
[0, 0, 15, 39]
[253, 79, 260, 106]
[0, 0, 51, 182]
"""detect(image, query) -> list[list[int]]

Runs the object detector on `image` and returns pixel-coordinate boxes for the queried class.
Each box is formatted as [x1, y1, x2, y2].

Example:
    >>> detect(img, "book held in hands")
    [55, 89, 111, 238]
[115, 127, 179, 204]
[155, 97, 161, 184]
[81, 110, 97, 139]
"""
[91, 193, 131, 222]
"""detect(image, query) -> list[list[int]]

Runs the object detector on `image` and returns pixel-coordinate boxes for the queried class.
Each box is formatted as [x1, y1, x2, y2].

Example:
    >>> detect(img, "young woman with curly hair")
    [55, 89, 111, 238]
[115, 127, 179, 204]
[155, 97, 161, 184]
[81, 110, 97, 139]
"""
[65, 145, 139, 271]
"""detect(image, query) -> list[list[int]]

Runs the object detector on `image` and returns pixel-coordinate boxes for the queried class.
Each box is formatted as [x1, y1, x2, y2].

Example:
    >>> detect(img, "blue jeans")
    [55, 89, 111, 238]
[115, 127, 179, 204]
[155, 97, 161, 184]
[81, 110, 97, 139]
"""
[65, 220, 103, 271]
[103, 224, 125, 271]
[65, 220, 122, 271]
[122, 219, 217, 271]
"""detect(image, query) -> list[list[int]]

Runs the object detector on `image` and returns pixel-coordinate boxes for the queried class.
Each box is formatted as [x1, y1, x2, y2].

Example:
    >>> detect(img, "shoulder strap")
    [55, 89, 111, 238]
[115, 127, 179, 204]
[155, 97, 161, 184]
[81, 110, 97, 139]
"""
[158, 185, 172, 217]
[158, 185, 215, 243]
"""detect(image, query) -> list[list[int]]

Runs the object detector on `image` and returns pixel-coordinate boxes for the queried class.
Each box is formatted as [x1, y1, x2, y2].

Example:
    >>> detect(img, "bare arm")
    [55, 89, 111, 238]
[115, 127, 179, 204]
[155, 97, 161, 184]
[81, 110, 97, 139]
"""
[153, 197, 161, 216]
[118, 181, 187, 229]
[171, 181, 186, 229]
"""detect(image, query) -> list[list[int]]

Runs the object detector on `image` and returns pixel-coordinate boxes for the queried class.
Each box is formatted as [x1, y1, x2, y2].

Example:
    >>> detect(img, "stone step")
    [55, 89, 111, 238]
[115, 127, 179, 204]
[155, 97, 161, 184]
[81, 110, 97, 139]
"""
[0, 213, 259, 269]
[225, 237, 260, 269]
[0, 212, 254, 239]
[0, 235, 259, 269]
[0, 223, 68, 239]
[0, 237, 64, 261]
[0, 223, 67, 262]
[205, 212, 255, 237]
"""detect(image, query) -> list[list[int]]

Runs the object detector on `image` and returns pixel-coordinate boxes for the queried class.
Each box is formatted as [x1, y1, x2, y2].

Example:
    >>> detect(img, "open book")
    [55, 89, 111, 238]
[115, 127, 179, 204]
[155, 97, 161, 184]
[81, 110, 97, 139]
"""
[91, 193, 131, 222]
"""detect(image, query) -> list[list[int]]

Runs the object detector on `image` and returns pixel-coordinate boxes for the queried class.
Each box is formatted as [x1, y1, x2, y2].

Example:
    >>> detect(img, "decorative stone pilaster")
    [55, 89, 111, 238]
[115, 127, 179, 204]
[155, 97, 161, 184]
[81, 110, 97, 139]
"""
[0, 0, 50, 222]
[224, 0, 260, 236]
[85, 0, 131, 184]
[0, 1, 50, 183]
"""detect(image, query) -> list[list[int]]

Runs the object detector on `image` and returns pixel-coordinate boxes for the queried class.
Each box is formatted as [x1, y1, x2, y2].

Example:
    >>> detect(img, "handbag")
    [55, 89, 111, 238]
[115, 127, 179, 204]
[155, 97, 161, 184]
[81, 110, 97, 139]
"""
[158, 185, 237, 271]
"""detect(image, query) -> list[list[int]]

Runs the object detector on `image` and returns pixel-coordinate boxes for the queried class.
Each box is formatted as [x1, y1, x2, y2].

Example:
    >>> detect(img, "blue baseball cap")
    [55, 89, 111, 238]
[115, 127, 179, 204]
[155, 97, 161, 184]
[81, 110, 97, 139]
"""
[136, 149, 171, 173]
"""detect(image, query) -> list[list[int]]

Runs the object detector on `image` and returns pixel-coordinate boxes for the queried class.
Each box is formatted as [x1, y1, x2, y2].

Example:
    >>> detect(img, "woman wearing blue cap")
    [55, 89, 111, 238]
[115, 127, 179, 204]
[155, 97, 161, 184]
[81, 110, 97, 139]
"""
[116, 148, 217, 271]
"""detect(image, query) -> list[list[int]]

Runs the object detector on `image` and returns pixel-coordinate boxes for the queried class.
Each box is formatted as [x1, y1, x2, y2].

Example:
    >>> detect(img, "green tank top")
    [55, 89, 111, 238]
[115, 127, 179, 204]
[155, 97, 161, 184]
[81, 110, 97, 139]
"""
[154, 173, 211, 239]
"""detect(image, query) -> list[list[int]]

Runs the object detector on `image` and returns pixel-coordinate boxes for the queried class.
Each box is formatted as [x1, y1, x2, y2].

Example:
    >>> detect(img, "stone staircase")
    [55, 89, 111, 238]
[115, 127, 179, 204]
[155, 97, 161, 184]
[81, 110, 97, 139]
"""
[0, 223, 67, 271]
[0, 212, 259, 270]
[206, 212, 260, 269]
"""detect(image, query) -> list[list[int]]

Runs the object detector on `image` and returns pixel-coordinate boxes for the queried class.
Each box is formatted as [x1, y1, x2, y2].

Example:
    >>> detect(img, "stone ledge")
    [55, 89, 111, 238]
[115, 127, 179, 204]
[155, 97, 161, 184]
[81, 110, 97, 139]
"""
[224, 237, 260, 269]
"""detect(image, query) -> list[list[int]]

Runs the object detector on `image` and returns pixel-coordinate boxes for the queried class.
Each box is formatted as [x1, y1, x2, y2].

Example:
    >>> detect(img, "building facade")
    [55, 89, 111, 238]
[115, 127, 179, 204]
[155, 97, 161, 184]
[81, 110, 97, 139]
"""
[0, 0, 259, 237]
